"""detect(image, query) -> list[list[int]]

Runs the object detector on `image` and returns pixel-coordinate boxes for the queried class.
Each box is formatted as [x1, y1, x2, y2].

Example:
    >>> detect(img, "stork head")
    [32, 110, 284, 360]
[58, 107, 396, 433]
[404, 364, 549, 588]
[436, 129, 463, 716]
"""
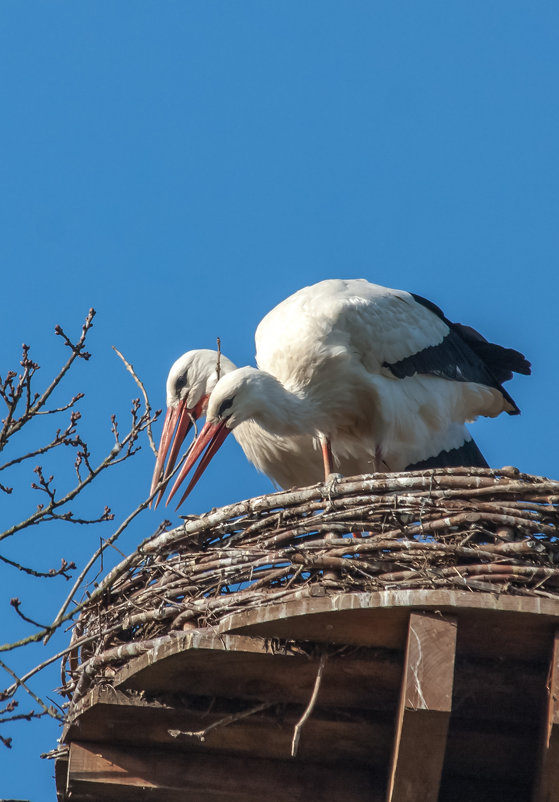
[150, 349, 237, 506]
[205, 367, 269, 427]
[165, 367, 293, 509]
[165, 349, 237, 410]
[165, 367, 269, 508]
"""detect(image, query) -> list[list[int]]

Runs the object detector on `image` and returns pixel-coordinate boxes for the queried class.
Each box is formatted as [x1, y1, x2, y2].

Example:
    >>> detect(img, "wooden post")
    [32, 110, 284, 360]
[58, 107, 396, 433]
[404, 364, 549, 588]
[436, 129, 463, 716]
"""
[386, 612, 457, 802]
[532, 629, 559, 802]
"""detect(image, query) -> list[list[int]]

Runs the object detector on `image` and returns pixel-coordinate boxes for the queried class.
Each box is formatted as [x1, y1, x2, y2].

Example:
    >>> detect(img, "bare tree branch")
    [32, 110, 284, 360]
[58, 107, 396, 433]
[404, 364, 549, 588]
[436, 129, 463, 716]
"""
[0, 410, 81, 472]
[0, 309, 166, 749]
[9, 598, 48, 630]
[0, 403, 155, 545]
[0, 554, 75, 579]
[0, 658, 61, 721]
[112, 345, 159, 456]
[0, 309, 95, 450]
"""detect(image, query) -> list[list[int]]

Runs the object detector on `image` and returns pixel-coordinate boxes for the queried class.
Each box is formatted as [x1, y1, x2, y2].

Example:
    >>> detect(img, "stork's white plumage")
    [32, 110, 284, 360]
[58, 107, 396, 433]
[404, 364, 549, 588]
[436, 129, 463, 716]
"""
[164, 279, 531, 508]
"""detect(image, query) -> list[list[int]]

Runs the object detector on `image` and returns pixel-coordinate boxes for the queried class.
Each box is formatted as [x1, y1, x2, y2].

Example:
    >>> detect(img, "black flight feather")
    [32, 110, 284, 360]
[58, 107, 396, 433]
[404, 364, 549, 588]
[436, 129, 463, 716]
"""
[383, 292, 531, 416]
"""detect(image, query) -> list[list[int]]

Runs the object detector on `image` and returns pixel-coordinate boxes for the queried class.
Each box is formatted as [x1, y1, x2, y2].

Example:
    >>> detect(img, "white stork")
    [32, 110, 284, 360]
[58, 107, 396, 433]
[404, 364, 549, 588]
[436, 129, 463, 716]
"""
[150, 349, 365, 505]
[163, 279, 531, 508]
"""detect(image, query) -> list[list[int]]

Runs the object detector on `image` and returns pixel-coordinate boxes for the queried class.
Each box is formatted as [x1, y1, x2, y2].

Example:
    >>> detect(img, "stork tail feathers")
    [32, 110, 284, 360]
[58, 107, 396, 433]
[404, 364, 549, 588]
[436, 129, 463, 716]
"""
[405, 437, 489, 471]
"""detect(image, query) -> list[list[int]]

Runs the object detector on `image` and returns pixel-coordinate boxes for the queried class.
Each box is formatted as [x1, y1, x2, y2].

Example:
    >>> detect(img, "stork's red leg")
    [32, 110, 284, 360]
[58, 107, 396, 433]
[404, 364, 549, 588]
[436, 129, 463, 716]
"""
[320, 435, 361, 538]
[320, 435, 334, 479]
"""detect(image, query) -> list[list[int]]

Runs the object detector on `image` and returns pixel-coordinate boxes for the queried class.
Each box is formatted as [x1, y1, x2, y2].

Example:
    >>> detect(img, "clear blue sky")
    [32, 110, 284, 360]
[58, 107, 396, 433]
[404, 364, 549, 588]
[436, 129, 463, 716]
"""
[1, 2, 557, 797]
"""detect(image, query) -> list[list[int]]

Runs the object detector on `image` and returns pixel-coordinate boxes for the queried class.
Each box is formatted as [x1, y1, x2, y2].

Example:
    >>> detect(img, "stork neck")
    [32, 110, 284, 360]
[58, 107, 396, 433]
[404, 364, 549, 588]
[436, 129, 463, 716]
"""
[252, 374, 320, 437]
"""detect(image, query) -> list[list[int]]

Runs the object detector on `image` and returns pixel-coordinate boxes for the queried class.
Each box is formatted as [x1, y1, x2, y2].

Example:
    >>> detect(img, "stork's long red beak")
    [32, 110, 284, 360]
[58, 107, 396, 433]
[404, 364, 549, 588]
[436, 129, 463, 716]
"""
[166, 418, 231, 509]
[150, 396, 208, 508]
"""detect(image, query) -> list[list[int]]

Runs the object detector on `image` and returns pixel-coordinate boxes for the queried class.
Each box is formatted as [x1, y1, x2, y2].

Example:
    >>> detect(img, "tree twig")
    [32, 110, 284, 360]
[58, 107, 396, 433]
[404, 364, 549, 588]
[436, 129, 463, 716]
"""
[216, 337, 222, 381]
[291, 652, 327, 757]
[168, 701, 273, 743]
[0, 658, 62, 721]
[112, 345, 159, 456]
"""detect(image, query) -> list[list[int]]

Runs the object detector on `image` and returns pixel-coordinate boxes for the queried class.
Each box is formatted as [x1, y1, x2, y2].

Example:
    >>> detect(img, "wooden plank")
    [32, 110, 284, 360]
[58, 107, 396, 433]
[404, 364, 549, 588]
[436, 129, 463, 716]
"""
[66, 741, 382, 802]
[218, 589, 559, 659]
[533, 629, 559, 802]
[446, 719, 539, 782]
[55, 751, 69, 800]
[64, 687, 393, 765]
[113, 632, 402, 710]
[439, 775, 531, 802]
[105, 632, 544, 728]
[114, 631, 280, 689]
[387, 612, 457, 802]
[452, 654, 545, 725]
[62, 685, 541, 781]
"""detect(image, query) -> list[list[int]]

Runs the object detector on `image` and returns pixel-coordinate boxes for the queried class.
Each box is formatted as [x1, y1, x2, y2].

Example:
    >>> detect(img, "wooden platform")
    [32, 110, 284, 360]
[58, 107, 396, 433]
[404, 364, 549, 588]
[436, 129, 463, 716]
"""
[56, 590, 559, 802]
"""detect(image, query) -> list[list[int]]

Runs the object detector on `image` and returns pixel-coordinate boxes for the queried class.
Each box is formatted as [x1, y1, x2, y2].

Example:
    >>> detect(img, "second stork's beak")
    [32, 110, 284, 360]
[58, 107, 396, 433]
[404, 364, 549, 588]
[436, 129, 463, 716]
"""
[149, 396, 208, 508]
[166, 418, 231, 509]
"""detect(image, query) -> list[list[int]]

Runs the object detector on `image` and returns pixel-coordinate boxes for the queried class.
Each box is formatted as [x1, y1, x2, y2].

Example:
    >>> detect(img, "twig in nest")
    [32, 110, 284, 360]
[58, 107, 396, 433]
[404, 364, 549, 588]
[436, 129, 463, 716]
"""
[216, 337, 222, 381]
[168, 700, 273, 743]
[291, 651, 327, 757]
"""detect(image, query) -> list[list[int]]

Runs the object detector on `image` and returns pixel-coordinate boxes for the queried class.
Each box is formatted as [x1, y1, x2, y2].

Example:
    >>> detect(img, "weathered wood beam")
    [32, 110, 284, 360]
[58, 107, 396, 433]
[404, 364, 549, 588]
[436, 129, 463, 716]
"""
[66, 741, 382, 801]
[532, 628, 559, 802]
[63, 687, 392, 765]
[112, 630, 402, 712]
[221, 589, 558, 660]
[387, 612, 457, 802]
[55, 750, 69, 801]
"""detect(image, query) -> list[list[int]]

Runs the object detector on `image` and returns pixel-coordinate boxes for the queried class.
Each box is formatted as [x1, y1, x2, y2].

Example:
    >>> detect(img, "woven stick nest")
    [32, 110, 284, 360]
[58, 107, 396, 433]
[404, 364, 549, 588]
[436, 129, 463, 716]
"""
[62, 467, 559, 707]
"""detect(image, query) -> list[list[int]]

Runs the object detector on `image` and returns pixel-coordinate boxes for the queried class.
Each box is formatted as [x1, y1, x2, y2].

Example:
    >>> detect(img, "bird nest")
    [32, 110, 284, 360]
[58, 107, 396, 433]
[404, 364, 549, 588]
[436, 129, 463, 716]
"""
[62, 466, 559, 708]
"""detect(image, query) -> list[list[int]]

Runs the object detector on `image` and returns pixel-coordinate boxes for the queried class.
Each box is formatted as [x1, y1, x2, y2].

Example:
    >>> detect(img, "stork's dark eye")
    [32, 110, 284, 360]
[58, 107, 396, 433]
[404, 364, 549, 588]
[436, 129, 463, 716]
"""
[175, 373, 188, 393]
[217, 398, 234, 418]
